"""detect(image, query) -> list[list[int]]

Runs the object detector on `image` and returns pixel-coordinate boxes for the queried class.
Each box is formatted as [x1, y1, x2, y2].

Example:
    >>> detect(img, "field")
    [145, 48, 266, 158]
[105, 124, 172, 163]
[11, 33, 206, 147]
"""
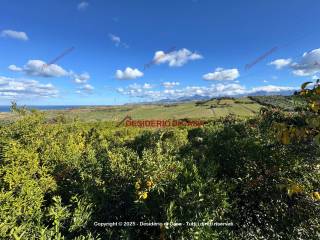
[0, 97, 263, 122]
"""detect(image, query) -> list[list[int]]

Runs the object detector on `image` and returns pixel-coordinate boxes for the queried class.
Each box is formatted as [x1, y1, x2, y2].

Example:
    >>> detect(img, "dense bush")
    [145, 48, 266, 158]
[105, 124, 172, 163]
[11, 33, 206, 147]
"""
[0, 96, 319, 239]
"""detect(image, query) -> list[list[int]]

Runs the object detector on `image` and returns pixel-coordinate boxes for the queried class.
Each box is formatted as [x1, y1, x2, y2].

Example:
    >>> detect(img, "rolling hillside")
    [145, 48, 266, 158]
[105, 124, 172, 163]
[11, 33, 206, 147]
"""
[0, 97, 263, 122]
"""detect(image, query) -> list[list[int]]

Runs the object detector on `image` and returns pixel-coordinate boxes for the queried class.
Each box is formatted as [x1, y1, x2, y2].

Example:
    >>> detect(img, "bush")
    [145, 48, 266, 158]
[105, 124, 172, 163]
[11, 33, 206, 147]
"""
[0, 100, 319, 239]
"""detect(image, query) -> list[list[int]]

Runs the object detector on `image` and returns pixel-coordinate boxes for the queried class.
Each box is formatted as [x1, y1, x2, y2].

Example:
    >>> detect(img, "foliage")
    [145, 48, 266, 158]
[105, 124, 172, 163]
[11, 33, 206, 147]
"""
[0, 91, 319, 239]
[249, 95, 307, 111]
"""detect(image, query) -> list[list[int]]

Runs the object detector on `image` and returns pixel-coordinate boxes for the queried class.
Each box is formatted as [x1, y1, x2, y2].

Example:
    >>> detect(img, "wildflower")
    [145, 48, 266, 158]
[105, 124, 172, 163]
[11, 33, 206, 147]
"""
[138, 191, 148, 200]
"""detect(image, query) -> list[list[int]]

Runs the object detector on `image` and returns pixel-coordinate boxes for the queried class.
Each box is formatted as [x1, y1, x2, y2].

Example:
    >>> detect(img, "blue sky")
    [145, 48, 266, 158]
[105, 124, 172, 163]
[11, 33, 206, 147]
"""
[1, 0, 320, 105]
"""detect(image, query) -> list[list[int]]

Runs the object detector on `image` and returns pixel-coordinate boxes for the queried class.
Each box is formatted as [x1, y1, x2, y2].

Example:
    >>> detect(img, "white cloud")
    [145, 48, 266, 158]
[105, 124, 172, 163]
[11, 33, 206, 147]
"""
[70, 72, 93, 93]
[82, 84, 94, 91]
[203, 67, 240, 81]
[0, 76, 58, 99]
[9, 60, 69, 78]
[250, 85, 295, 93]
[162, 81, 180, 88]
[128, 83, 143, 90]
[115, 67, 143, 80]
[117, 82, 295, 101]
[108, 33, 129, 48]
[116, 87, 124, 93]
[1, 30, 29, 41]
[109, 33, 121, 46]
[164, 89, 176, 94]
[153, 48, 202, 67]
[291, 69, 309, 76]
[143, 83, 152, 89]
[269, 58, 292, 69]
[76, 84, 94, 94]
[8, 60, 93, 94]
[8, 65, 23, 72]
[26, 60, 68, 77]
[290, 48, 320, 76]
[117, 83, 152, 94]
[8, 58, 95, 97]
[77, 1, 89, 11]
[269, 48, 320, 76]
[72, 72, 90, 84]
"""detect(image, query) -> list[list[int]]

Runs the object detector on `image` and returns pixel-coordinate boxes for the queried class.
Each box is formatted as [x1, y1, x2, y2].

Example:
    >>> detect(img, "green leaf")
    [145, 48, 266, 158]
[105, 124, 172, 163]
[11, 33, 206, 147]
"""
[301, 81, 313, 90]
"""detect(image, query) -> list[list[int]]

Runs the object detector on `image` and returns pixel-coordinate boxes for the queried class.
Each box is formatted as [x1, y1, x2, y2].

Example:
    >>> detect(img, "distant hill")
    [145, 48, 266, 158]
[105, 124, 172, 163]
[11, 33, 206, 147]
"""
[145, 89, 295, 105]
[154, 94, 211, 104]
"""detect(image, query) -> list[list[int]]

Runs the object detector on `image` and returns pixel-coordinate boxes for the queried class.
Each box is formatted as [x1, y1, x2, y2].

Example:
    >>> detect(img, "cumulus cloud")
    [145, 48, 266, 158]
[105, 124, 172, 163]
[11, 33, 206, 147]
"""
[77, 1, 89, 11]
[117, 83, 152, 95]
[0, 76, 58, 99]
[9, 60, 69, 78]
[1, 29, 29, 41]
[117, 83, 295, 101]
[162, 81, 180, 88]
[269, 48, 320, 76]
[26, 60, 68, 77]
[153, 48, 202, 67]
[9, 60, 94, 94]
[72, 72, 90, 84]
[203, 67, 240, 81]
[70, 72, 94, 93]
[76, 84, 94, 95]
[9, 60, 92, 82]
[8, 65, 23, 72]
[115, 67, 143, 80]
[269, 58, 292, 69]
[290, 48, 320, 76]
[82, 84, 94, 91]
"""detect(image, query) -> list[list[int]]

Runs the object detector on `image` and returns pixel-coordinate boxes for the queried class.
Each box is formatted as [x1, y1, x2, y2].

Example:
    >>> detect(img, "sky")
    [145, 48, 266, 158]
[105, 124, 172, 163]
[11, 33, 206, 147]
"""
[1, 0, 320, 105]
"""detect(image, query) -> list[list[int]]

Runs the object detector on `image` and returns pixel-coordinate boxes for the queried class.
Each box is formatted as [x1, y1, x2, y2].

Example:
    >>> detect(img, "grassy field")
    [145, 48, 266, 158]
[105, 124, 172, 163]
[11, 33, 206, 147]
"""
[4, 95, 305, 123]
[0, 97, 264, 122]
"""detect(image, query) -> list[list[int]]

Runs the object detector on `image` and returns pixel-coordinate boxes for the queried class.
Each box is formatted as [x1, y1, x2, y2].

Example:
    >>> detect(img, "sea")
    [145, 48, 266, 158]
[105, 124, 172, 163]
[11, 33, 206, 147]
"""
[0, 105, 85, 113]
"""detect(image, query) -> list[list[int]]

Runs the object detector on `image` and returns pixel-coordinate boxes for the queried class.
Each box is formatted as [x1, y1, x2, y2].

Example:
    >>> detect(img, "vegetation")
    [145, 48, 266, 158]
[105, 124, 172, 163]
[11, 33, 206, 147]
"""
[249, 95, 307, 111]
[0, 97, 263, 123]
[0, 90, 319, 239]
